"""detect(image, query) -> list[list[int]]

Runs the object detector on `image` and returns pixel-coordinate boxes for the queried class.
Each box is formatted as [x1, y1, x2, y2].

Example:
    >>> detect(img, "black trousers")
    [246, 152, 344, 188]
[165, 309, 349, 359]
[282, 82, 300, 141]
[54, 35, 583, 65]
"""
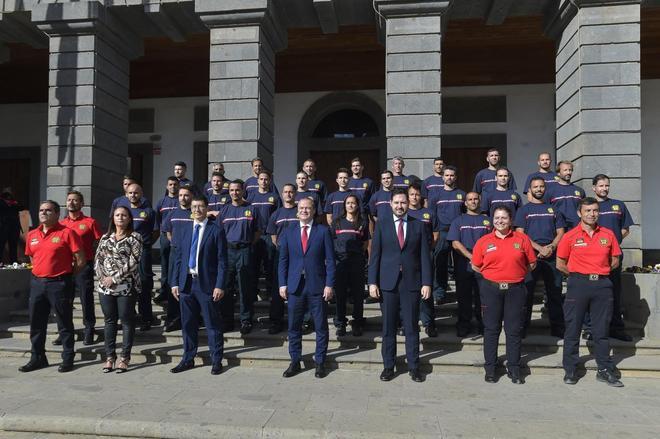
[523, 257, 564, 332]
[380, 274, 420, 371]
[253, 235, 276, 297]
[269, 246, 285, 324]
[563, 275, 613, 374]
[433, 230, 450, 299]
[29, 275, 75, 363]
[159, 233, 171, 296]
[454, 253, 483, 332]
[99, 293, 136, 360]
[221, 246, 254, 324]
[334, 253, 366, 327]
[138, 244, 154, 322]
[0, 225, 19, 263]
[165, 244, 181, 323]
[75, 262, 96, 331]
[479, 281, 526, 375]
[609, 266, 625, 331]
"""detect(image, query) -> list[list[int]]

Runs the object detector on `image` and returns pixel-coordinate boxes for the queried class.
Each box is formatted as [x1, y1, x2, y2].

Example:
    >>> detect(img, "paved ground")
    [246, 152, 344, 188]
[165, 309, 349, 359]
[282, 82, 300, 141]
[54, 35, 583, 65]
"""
[1, 356, 660, 439]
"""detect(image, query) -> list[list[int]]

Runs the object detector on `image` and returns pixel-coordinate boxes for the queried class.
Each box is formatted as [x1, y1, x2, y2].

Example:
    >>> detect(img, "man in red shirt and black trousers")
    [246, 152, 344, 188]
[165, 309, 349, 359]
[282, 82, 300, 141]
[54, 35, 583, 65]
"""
[59, 191, 103, 345]
[21, 200, 85, 373]
[557, 197, 623, 387]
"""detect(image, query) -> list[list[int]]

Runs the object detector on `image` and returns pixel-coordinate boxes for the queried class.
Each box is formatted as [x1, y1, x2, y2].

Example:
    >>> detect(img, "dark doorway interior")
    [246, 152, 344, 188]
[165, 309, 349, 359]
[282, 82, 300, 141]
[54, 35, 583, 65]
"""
[310, 149, 380, 193]
[128, 144, 154, 202]
[441, 134, 508, 193]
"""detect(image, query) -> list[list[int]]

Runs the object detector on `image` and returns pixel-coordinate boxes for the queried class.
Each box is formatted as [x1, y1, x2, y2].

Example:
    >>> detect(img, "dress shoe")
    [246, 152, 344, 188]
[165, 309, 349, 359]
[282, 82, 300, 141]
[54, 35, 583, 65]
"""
[484, 374, 497, 383]
[352, 324, 363, 337]
[563, 373, 578, 385]
[507, 371, 524, 384]
[239, 321, 253, 335]
[211, 363, 223, 375]
[18, 357, 49, 372]
[302, 321, 313, 335]
[83, 330, 95, 346]
[397, 327, 405, 336]
[153, 293, 167, 304]
[425, 324, 438, 338]
[138, 322, 152, 332]
[283, 362, 301, 378]
[610, 331, 633, 342]
[268, 321, 283, 335]
[380, 368, 395, 382]
[52, 335, 62, 346]
[596, 368, 624, 387]
[58, 363, 74, 373]
[170, 361, 194, 373]
[164, 320, 182, 333]
[582, 330, 593, 341]
[409, 369, 424, 382]
[335, 325, 346, 337]
[456, 327, 470, 338]
[315, 363, 327, 378]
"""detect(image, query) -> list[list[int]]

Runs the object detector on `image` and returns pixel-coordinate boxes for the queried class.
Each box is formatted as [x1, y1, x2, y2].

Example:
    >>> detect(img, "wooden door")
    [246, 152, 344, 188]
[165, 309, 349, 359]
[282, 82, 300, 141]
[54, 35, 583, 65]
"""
[309, 149, 380, 192]
[441, 147, 490, 193]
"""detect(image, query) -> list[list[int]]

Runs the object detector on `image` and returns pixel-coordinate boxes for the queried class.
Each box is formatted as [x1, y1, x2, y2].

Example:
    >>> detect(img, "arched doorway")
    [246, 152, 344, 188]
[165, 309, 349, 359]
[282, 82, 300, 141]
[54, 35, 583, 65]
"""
[298, 92, 386, 187]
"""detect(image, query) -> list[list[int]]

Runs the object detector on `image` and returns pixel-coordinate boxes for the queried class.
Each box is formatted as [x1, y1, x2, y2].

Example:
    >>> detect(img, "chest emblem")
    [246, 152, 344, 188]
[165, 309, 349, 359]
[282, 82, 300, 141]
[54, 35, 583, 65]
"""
[30, 238, 39, 246]
[423, 213, 430, 219]
[269, 197, 274, 203]
[51, 237, 60, 244]
[139, 211, 147, 218]
[547, 208, 554, 213]
[223, 182, 229, 188]
[486, 243, 497, 252]
[78, 224, 86, 230]
[511, 194, 517, 200]
[363, 183, 368, 188]
[404, 179, 410, 184]
[245, 210, 252, 217]
[599, 238, 609, 246]
[554, 176, 560, 181]
[574, 190, 581, 196]
[457, 194, 463, 200]
[574, 238, 587, 247]
[483, 220, 490, 226]
[315, 184, 320, 189]
[612, 205, 620, 211]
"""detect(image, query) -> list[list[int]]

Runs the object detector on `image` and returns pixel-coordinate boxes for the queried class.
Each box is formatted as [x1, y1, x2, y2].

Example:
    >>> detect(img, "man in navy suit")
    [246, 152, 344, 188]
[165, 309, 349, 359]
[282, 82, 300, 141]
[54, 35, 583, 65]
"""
[170, 196, 228, 375]
[369, 188, 433, 382]
[278, 197, 336, 378]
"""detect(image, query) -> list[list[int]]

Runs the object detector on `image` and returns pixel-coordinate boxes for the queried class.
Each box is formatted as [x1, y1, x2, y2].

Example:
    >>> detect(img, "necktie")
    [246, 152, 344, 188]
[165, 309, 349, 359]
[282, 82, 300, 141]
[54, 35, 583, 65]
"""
[397, 218, 405, 249]
[301, 225, 309, 253]
[189, 224, 201, 270]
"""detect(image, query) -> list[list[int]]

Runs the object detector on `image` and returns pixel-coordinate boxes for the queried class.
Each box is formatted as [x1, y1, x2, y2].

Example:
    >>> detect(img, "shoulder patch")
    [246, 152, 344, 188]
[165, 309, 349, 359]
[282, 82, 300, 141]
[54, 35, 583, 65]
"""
[599, 238, 609, 246]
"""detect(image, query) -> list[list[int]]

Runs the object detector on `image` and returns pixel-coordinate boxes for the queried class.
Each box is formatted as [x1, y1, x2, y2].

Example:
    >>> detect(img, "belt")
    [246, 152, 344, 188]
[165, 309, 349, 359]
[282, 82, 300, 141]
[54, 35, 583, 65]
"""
[570, 273, 608, 281]
[32, 274, 72, 282]
[483, 279, 523, 290]
[187, 273, 199, 279]
[228, 242, 251, 249]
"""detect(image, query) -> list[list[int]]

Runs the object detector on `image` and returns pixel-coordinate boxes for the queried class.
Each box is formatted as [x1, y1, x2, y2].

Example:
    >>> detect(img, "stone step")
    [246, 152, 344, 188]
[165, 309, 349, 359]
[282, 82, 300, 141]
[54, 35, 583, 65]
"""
[0, 336, 658, 378]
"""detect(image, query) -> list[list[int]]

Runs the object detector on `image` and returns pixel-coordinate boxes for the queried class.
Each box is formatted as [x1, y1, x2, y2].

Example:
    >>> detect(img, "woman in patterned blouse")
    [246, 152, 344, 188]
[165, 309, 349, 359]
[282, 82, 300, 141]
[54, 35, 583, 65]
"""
[94, 206, 143, 373]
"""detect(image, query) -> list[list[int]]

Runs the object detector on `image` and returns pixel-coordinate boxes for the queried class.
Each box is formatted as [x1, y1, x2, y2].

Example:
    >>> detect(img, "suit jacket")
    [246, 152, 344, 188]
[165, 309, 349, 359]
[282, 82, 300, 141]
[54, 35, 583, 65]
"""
[368, 214, 432, 291]
[278, 223, 336, 294]
[172, 221, 228, 293]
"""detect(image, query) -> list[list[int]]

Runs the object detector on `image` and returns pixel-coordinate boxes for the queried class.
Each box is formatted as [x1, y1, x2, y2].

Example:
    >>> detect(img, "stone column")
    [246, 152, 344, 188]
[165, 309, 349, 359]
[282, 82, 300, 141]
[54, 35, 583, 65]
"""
[32, 2, 142, 221]
[547, 0, 642, 265]
[375, 1, 448, 179]
[195, 0, 286, 180]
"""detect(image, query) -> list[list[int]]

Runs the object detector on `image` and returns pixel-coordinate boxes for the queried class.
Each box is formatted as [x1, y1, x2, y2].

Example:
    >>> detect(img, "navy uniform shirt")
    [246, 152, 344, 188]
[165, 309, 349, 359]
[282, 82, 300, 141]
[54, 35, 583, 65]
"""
[307, 179, 328, 205]
[203, 178, 230, 196]
[407, 207, 440, 247]
[221, 203, 259, 244]
[481, 189, 522, 218]
[207, 193, 230, 217]
[162, 207, 193, 247]
[129, 201, 156, 247]
[244, 176, 279, 197]
[429, 187, 466, 230]
[447, 214, 492, 251]
[266, 207, 298, 241]
[294, 190, 322, 214]
[544, 183, 585, 229]
[597, 198, 634, 244]
[246, 190, 281, 232]
[331, 217, 370, 257]
[392, 175, 411, 190]
[522, 171, 558, 194]
[348, 176, 375, 205]
[473, 168, 517, 194]
[110, 195, 151, 218]
[514, 203, 566, 246]
[324, 191, 352, 221]
[368, 189, 392, 218]
[421, 175, 444, 200]
[155, 195, 179, 231]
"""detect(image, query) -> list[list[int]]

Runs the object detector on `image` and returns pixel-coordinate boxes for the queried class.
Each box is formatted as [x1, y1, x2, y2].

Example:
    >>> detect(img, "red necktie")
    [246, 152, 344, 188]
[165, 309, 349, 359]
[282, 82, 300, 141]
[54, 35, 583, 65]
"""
[397, 219, 404, 249]
[302, 225, 309, 253]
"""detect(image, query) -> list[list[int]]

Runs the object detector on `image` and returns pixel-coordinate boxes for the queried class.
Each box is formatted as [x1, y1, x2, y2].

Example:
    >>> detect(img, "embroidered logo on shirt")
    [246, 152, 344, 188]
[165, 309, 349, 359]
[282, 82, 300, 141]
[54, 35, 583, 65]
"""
[483, 220, 490, 226]
[574, 190, 581, 196]
[554, 176, 560, 181]
[245, 210, 252, 217]
[223, 182, 229, 188]
[457, 194, 463, 200]
[486, 244, 497, 252]
[51, 237, 60, 243]
[423, 213, 430, 219]
[612, 205, 620, 211]
[315, 184, 320, 189]
[363, 183, 368, 188]
[139, 211, 147, 218]
[547, 208, 554, 213]
[511, 194, 517, 200]
[404, 179, 410, 184]
[574, 238, 587, 247]
[599, 238, 609, 246]
[268, 197, 274, 202]
[513, 242, 521, 249]
[30, 238, 39, 246]
[79, 224, 86, 230]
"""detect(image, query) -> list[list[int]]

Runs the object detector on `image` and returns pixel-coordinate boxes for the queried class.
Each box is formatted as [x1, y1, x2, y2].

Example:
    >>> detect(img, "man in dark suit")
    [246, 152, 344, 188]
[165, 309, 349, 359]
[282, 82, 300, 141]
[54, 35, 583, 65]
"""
[278, 197, 335, 378]
[368, 188, 433, 382]
[170, 196, 228, 375]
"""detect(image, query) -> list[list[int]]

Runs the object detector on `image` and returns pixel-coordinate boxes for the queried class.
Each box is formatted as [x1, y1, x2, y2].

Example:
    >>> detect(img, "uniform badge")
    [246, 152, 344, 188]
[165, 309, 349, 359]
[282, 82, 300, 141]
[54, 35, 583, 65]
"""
[30, 238, 39, 246]
[245, 210, 252, 217]
[486, 243, 497, 252]
[513, 242, 521, 249]
[78, 224, 86, 230]
[404, 179, 410, 184]
[190, 213, 194, 219]
[548, 208, 554, 213]
[221, 197, 227, 203]
[423, 213, 430, 219]
[511, 194, 517, 200]
[51, 237, 60, 243]
[574, 238, 587, 247]
[554, 176, 560, 181]
[457, 194, 463, 200]
[599, 238, 609, 246]
[363, 183, 368, 188]
[574, 190, 581, 196]
[315, 184, 320, 189]
[268, 197, 274, 202]
[483, 220, 490, 226]
[223, 182, 229, 188]
[140, 211, 147, 218]
[612, 205, 620, 211]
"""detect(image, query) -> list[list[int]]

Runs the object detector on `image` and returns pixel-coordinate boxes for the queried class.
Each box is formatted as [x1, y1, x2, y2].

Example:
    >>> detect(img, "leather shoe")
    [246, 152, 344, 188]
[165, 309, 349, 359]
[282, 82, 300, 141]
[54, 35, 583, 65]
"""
[596, 368, 624, 387]
[18, 357, 49, 373]
[336, 325, 346, 337]
[380, 368, 395, 382]
[211, 363, 223, 375]
[170, 361, 194, 373]
[484, 374, 497, 383]
[51, 335, 62, 346]
[83, 330, 94, 346]
[164, 320, 182, 333]
[352, 323, 363, 337]
[283, 362, 301, 378]
[138, 322, 152, 332]
[563, 373, 578, 385]
[239, 322, 253, 335]
[582, 330, 593, 341]
[397, 327, 405, 337]
[507, 371, 524, 384]
[610, 331, 633, 342]
[302, 321, 313, 335]
[268, 322, 283, 335]
[58, 363, 74, 373]
[315, 363, 327, 378]
[409, 369, 424, 382]
[425, 324, 438, 338]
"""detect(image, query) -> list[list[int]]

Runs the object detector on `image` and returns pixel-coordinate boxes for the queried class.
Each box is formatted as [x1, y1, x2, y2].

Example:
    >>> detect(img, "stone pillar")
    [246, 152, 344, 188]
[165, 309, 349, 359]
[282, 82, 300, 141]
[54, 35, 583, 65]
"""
[375, 1, 447, 179]
[195, 0, 286, 180]
[547, 0, 642, 265]
[32, 2, 142, 221]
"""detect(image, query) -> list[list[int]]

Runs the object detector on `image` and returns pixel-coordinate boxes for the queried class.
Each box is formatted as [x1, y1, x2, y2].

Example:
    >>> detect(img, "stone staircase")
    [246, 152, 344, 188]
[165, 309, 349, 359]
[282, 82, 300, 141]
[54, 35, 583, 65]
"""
[1, 267, 658, 377]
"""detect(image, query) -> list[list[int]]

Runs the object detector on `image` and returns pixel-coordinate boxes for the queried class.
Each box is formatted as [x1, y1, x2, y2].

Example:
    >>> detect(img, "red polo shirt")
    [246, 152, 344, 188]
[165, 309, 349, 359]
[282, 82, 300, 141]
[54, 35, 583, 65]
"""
[472, 230, 537, 283]
[25, 223, 83, 278]
[60, 214, 103, 261]
[556, 224, 621, 275]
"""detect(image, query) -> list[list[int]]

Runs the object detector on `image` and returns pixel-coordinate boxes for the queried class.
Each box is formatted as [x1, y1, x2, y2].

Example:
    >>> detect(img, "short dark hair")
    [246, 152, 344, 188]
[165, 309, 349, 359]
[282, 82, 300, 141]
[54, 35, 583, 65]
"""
[258, 170, 272, 179]
[337, 167, 350, 176]
[191, 195, 208, 206]
[487, 148, 500, 154]
[443, 165, 457, 174]
[251, 157, 263, 165]
[282, 183, 296, 192]
[578, 197, 599, 211]
[211, 172, 224, 179]
[380, 169, 393, 178]
[433, 157, 443, 162]
[391, 188, 408, 199]
[66, 190, 84, 204]
[230, 179, 245, 188]
[41, 200, 60, 215]
[177, 185, 194, 195]
[174, 161, 187, 168]
[492, 205, 513, 219]
[303, 158, 316, 165]
[408, 182, 422, 193]
[592, 174, 610, 186]
[167, 175, 179, 183]
[495, 166, 510, 175]
[123, 175, 135, 181]
[351, 157, 362, 164]
[556, 160, 573, 173]
[529, 176, 545, 187]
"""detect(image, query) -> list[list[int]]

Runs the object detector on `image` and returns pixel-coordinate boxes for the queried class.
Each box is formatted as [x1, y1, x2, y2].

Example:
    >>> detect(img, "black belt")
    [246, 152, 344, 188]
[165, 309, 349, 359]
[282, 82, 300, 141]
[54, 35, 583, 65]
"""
[228, 242, 251, 249]
[32, 274, 72, 282]
[187, 273, 199, 280]
[570, 273, 608, 281]
[483, 279, 524, 290]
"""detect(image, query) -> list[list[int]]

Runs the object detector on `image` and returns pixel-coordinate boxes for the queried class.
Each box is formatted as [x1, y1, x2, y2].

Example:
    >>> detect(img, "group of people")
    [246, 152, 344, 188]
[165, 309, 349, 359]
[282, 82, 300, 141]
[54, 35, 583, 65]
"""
[19, 149, 633, 387]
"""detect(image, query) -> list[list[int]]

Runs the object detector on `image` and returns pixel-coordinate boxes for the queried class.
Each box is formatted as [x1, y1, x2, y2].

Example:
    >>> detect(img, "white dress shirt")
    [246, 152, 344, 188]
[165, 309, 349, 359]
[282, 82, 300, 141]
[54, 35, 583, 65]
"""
[392, 214, 408, 241]
[299, 220, 314, 240]
[189, 218, 208, 275]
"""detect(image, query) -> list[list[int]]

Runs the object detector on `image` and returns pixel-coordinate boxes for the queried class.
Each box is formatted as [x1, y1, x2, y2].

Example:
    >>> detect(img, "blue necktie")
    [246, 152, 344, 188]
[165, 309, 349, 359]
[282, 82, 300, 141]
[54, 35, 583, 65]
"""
[189, 224, 201, 270]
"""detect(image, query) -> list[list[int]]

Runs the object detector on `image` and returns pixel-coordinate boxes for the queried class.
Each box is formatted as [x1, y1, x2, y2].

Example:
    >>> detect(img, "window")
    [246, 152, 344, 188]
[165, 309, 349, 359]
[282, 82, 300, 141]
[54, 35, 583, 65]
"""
[312, 109, 380, 139]
[194, 106, 209, 132]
